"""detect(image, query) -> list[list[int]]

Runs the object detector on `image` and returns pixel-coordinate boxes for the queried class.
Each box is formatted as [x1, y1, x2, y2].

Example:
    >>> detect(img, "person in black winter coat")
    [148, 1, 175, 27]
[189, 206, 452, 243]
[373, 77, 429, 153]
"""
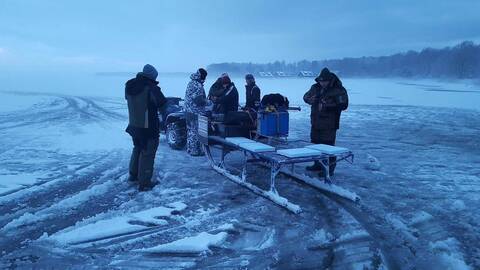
[303, 67, 348, 176]
[214, 73, 239, 114]
[244, 73, 261, 111]
[125, 64, 166, 191]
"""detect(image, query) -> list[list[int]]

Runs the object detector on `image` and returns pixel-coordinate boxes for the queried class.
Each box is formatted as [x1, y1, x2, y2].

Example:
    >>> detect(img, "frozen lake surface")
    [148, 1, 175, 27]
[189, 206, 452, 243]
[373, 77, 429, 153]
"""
[0, 76, 479, 269]
[0, 72, 479, 110]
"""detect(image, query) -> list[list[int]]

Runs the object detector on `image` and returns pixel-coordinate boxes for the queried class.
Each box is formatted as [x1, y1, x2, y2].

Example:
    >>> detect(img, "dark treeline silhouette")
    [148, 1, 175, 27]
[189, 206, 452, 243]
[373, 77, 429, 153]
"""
[207, 41, 480, 79]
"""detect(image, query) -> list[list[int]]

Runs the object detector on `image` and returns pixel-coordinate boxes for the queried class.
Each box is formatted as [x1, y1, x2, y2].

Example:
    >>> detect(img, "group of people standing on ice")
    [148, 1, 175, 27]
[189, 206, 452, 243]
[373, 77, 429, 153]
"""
[184, 71, 261, 156]
[124, 64, 347, 191]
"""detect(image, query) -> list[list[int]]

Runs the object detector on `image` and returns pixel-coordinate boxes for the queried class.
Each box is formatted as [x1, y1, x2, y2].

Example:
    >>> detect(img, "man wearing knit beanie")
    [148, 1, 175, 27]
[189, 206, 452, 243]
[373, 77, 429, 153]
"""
[125, 64, 167, 191]
[141, 64, 158, 81]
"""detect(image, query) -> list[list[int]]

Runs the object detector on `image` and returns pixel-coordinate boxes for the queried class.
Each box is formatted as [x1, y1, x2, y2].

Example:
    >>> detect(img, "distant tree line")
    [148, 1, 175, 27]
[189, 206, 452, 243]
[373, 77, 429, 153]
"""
[207, 41, 480, 79]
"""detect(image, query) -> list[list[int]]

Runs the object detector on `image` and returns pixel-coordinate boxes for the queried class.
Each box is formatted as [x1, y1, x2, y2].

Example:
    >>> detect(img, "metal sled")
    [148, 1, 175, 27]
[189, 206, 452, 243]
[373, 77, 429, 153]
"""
[202, 135, 358, 214]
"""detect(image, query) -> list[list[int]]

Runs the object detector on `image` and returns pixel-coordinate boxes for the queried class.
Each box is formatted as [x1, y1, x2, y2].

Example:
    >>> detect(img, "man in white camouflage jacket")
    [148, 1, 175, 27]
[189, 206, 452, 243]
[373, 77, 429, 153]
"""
[184, 68, 208, 156]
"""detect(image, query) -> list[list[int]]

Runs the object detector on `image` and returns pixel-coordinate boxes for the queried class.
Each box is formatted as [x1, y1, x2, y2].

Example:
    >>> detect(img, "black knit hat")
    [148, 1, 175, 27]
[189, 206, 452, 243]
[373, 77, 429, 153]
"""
[198, 68, 207, 81]
[245, 73, 255, 80]
[317, 67, 332, 82]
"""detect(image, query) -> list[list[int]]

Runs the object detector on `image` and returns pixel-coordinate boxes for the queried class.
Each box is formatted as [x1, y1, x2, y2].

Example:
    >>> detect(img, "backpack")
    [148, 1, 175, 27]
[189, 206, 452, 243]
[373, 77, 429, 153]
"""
[261, 93, 289, 110]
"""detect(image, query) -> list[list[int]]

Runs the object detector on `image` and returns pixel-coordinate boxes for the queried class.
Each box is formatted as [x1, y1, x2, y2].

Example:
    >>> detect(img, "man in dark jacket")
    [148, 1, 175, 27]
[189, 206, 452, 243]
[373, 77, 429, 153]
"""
[208, 77, 224, 113]
[303, 67, 348, 176]
[125, 64, 166, 191]
[215, 73, 239, 114]
[208, 77, 224, 100]
[244, 74, 261, 111]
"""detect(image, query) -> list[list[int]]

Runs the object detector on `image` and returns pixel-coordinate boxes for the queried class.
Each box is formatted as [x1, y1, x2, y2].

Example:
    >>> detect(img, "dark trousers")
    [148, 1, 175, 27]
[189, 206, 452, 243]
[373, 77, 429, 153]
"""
[129, 137, 159, 187]
[311, 128, 337, 174]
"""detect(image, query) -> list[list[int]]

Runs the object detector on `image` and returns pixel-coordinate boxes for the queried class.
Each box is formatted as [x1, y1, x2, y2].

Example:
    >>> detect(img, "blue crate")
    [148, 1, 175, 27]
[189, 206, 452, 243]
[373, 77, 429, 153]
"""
[257, 111, 289, 137]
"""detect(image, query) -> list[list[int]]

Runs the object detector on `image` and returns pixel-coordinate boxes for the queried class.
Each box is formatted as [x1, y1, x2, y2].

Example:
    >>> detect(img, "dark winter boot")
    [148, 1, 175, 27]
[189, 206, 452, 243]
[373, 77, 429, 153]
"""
[128, 173, 138, 182]
[306, 161, 322, 171]
[139, 181, 157, 192]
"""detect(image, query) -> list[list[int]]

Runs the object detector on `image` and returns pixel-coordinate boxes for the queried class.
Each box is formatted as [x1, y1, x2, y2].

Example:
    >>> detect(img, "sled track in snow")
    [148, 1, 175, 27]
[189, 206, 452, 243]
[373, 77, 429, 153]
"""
[219, 151, 419, 270]
[275, 173, 417, 270]
[214, 151, 418, 270]
[0, 93, 126, 131]
[0, 151, 123, 228]
[0, 92, 131, 257]
[0, 167, 129, 255]
[316, 192, 417, 270]
[247, 155, 414, 269]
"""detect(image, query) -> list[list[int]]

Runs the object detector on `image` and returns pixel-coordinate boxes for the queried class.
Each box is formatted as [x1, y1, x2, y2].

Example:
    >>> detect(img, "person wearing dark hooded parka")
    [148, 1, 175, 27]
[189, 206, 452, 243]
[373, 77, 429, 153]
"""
[303, 67, 349, 177]
[125, 64, 167, 191]
[214, 73, 239, 114]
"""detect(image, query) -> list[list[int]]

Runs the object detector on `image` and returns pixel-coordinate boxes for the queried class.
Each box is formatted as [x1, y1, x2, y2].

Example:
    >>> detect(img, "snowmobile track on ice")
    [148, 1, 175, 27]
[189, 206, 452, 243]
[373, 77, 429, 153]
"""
[206, 149, 418, 269]
[324, 194, 417, 270]
[276, 170, 418, 270]
[0, 93, 125, 131]
[0, 152, 125, 232]
[0, 167, 130, 255]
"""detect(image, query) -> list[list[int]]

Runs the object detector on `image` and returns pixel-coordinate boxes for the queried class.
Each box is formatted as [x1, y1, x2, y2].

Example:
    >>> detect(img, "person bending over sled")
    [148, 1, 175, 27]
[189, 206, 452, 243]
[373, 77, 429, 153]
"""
[125, 64, 167, 191]
[303, 67, 348, 177]
[213, 73, 239, 115]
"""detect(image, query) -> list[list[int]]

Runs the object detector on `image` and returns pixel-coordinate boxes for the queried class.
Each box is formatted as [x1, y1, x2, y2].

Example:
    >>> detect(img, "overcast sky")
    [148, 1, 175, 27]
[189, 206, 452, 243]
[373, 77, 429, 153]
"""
[0, 0, 479, 72]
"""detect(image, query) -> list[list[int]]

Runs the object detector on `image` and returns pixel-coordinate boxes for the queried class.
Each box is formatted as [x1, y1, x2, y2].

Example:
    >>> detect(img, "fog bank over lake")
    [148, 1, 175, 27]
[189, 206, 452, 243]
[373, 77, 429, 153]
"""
[1, 71, 478, 110]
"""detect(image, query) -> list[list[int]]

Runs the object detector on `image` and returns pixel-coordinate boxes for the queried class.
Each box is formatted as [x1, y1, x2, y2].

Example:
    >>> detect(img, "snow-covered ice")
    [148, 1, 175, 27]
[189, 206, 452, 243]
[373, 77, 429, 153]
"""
[1, 77, 479, 269]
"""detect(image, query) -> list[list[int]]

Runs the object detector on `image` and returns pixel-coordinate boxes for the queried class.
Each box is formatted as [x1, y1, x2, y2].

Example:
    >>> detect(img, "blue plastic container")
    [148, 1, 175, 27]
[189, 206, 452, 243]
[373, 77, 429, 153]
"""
[257, 112, 289, 137]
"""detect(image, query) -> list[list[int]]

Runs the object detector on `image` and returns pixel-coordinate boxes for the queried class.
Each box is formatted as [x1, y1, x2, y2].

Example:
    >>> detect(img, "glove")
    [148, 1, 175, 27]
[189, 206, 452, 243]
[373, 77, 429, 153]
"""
[205, 100, 214, 111]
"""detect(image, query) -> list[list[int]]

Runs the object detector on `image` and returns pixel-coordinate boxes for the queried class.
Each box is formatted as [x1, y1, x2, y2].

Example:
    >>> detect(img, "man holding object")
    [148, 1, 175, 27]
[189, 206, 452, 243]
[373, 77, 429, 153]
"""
[303, 67, 349, 177]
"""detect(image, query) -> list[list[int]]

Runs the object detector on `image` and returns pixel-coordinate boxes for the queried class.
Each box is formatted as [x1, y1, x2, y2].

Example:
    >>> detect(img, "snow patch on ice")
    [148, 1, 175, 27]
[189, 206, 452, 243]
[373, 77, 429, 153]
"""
[311, 229, 334, 244]
[49, 203, 186, 245]
[410, 211, 433, 225]
[136, 231, 228, 254]
[452, 200, 466, 211]
[51, 216, 145, 245]
[240, 259, 250, 267]
[0, 169, 50, 195]
[337, 230, 369, 242]
[166, 201, 187, 211]
[429, 238, 472, 270]
[365, 154, 381, 171]
[2, 212, 52, 231]
[216, 223, 235, 231]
